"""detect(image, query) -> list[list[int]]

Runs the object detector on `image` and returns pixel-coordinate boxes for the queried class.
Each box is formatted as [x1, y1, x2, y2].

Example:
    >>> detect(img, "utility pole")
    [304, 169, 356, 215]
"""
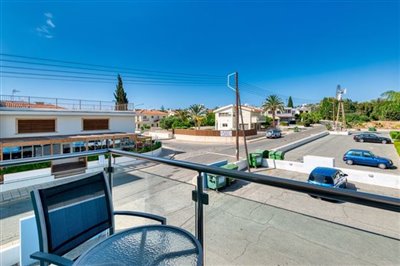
[235, 72, 239, 161]
[238, 93, 251, 172]
[227, 72, 250, 170]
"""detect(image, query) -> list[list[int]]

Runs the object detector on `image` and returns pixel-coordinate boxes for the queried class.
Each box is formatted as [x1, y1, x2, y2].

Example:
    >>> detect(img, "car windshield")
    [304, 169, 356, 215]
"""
[309, 173, 334, 185]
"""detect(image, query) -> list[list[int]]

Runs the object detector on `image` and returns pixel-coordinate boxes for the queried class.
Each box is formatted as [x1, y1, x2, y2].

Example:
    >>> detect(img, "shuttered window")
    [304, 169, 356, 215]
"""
[83, 119, 109, 131]
[18, 119, 56, 134]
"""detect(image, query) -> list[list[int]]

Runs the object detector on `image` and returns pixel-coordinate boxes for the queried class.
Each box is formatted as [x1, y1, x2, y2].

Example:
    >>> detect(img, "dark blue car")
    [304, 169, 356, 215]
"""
[307, 167, 348, 188]
[343, 149, 393, 169]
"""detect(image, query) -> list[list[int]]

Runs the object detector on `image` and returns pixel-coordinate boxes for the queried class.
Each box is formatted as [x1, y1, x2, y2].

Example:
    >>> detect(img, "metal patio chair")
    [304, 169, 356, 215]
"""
[30, 172, 166, 266]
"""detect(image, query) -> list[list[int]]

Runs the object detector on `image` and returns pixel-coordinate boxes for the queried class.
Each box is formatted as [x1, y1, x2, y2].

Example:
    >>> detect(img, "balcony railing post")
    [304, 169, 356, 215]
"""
[194, 170, 208, 260]
[108, 152, 113, 194]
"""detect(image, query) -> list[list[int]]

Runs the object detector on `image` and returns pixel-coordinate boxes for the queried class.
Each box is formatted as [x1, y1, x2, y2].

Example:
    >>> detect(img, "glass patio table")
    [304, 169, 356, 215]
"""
[74, 224, 202, 266]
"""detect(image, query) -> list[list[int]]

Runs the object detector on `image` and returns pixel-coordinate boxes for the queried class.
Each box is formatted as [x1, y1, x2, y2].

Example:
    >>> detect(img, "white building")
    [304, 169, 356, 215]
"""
[135, 109, 168, 130]
[214, 104, 265, 130]
[0, 96, 137, 179]
[265, 107, 297, 124]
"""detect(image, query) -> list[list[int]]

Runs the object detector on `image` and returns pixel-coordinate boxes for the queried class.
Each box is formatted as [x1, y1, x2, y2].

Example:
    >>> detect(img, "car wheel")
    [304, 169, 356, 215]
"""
[360, 139, 364, 143]
[346, 160, 354, 165]
[378, 163, 387, 169]
[382, 140, 387, 144]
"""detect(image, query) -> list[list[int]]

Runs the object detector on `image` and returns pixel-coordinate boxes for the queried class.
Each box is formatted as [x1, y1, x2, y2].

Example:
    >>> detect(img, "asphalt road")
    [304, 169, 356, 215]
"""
[284, 133, 400, 174]
[162, 125, 327, 162]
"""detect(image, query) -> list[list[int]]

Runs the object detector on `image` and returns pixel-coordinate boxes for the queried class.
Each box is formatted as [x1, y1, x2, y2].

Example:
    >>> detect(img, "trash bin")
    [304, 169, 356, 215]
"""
[221, 163, 238, 185]
[255, 149, 269, 158]
[268, 151, 276, 159]
[275, 151, 285, 160]
[207, 173, 227, 190]
[249, 152, 263, 168]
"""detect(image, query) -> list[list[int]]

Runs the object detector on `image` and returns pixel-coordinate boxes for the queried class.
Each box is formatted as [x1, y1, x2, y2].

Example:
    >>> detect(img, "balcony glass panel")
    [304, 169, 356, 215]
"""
[204, 180, 400, 265]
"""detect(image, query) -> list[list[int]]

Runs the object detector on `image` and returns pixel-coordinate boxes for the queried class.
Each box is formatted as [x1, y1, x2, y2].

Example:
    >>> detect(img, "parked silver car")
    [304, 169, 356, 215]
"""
[266, 129, 282, 138]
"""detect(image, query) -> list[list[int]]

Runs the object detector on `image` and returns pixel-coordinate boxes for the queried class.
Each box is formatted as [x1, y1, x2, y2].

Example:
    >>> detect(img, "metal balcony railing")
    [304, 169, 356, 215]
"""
[0, 94, 135, 111]
[1, 148, 399, 264]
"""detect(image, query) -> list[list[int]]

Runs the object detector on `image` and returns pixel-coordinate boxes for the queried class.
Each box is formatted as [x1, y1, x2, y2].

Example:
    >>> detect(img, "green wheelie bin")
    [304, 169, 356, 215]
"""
[221, 163, 238, 185]
[248, 152, 263, 168]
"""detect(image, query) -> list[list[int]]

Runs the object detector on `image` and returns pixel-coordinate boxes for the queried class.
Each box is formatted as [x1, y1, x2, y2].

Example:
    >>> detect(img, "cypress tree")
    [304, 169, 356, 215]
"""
[287, 96, 294, 108]
[113, 74, 128, 110]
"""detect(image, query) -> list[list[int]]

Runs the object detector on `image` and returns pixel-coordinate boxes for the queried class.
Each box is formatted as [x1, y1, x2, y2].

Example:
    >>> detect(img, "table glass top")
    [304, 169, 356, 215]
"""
[74, 225, 201, 266]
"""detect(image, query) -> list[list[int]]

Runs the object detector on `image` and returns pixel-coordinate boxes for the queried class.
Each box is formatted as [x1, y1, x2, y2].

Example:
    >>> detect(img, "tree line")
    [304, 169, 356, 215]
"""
[159, 104, 215, 130]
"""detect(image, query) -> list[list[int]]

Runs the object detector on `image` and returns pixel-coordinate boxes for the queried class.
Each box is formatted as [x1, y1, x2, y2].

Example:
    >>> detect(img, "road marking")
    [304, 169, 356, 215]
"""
[205, 152, 237, 158]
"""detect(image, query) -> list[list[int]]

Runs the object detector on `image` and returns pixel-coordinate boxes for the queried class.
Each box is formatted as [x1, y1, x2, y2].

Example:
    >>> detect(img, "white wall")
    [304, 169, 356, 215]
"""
[0, 111, 135, 138]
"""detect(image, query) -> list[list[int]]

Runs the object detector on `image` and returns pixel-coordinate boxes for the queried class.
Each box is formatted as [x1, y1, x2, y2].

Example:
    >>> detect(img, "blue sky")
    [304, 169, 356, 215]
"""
[1, 0, 399, 109]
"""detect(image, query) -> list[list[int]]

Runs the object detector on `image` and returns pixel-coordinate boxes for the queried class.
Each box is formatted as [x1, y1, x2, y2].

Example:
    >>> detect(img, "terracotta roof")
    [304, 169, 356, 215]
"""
[136, 109, 168, 116]
[0, 101, 64, 109]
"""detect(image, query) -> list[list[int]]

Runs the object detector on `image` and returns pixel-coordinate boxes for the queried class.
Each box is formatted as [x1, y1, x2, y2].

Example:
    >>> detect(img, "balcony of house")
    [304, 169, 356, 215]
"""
[0, 94, 135, 112]
[0, 148, 399, 266]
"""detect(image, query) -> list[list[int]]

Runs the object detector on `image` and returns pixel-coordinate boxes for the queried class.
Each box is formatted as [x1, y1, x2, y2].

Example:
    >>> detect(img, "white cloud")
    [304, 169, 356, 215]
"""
[46, 19, 55, 28]
[36, 12, 55, 38]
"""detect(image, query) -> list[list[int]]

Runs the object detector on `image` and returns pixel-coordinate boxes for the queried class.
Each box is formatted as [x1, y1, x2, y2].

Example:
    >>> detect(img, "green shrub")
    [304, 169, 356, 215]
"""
[368, 127, 377, 132]
[394, 141, 400, 157]
[87, 155, 99, 161]
[0, 162, 51, 175]
[390, 131, 400, 140]
[325, 124, 332, 131]
[280, 121, 289, 126]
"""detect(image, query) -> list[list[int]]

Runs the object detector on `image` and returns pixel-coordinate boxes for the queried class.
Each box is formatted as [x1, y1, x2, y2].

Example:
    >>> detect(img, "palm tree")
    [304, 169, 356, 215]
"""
[188, 104, 207, 129]
[175, 109, 189, 122]
[262, 95, 284, 128]
[381, 90, 400, 103]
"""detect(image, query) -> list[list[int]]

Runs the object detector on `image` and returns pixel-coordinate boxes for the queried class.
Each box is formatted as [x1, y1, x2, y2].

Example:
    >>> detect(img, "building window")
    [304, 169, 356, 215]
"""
[222, 123, 228, 127]
[62, 143, 71, 154]
[34, 145, 43, 157]
[23, 146, 33, 158]
[83, 119, 109, 131]
[17, 119, 56, 134]
[52, 144, 61, 155]
[219, 112, 231, 117]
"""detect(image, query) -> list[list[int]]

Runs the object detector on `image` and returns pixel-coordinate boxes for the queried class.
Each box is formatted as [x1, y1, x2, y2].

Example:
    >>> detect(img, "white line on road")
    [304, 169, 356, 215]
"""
[205, 152, 237, 158]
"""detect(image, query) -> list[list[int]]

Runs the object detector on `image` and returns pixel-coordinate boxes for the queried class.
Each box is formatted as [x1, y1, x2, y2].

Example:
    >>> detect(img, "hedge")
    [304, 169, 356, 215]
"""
[390, 131, 400, 140]
[0, 162, 51, 175]
[394, 141, 400, 157]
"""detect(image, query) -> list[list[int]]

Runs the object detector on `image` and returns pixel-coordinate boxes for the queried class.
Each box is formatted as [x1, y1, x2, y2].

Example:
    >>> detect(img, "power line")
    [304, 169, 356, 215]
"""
[0, 53, 224, 78]
[1, 65, 225, 83]
[240, 81, 318, 103]
[2, 73, 223, 86]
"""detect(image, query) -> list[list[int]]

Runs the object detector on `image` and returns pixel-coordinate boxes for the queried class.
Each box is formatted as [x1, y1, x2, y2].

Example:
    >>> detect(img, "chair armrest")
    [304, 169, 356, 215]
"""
[114, 210, 166, 225]
[31, 251, 74, 266]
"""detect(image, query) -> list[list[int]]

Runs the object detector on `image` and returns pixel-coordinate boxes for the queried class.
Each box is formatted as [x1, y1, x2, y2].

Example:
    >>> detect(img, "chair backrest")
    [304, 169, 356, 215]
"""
[31, 172, 114, 256]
